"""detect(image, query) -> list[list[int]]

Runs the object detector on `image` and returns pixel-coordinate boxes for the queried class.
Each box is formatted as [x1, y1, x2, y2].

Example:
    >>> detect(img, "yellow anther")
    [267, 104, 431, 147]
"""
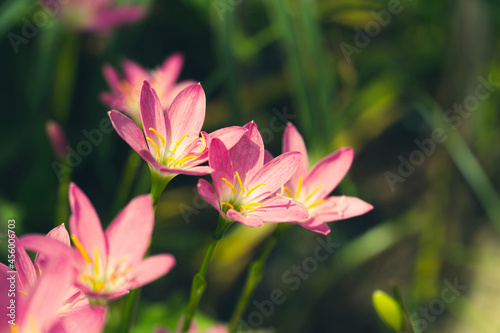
[71, 235, 91, 263]
[174, 160, 186, 167]
[94, 246, 99, 276]
[94, 281, 105, 292]
[146, 137, 161, 159]
[246, 202, 263, 207]
[198, 132, 206, 153]
[172, 134, 189, 155]
[306, 186, 323, 201]
[296, 176, 303, 198]
[235, 171, 244, 195]
[307, 200, 325, 210]
[240, 205, 256, 212]
[167, 157, 176, 165]
[19, 290, 28, 296]
[148, 127, 165, 146]
[80, 275, 95, 284]
[283, 186, 293, 198]
[246, 183, 266, 196]
[220, 178, 235, 194]
[221, 202, 234, 210]
[39, 269, 42, 276]
[181, 155, 198, 164]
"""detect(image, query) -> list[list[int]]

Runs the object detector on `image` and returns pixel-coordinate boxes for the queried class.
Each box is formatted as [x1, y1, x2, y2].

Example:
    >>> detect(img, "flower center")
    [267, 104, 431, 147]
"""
[219, 172, 266, 213]
[283, 177, 326, 210]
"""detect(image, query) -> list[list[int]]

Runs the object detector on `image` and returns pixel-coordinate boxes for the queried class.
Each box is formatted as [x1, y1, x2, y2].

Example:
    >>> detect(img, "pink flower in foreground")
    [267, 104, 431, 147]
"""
[1, 256, 106, 333]
[279, 123, 373, 235]
[21, 183, 175, 303]
[102, 54, 196, 124]
[42, 0, 145, 32]
[197, 122, 309, 227]
[109, 81, 246, 181]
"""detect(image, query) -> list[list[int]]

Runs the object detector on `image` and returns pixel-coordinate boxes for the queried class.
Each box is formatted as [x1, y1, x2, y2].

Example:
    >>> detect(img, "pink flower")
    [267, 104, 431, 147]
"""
[109, 81, 246, 180]
[46, 121, 69, 161]
[102, 54, 196, 124]
[20, 183, 175, 303]
[42, 0, 145, 33]
[279, 123, 373, 235]
[1, 254, 107, 333]
[197, 122, 309, 227]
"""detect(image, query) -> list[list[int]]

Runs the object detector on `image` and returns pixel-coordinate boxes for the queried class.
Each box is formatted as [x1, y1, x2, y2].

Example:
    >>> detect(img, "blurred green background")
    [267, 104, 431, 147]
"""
[2, 0, 500, 332]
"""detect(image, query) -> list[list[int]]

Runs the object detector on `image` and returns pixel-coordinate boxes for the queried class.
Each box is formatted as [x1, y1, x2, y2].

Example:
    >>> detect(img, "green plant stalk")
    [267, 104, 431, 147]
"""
[55, 161, 71, 226]
[150, 172, 174, 210]
[182, 215, 233, 332]
[228, 224, 291, 332]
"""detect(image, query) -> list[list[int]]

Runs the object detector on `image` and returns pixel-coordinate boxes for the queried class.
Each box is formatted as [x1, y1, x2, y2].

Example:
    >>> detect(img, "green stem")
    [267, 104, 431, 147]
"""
[182, 215, 233, 332]
[228, 224, 290, 332]
[150, 172, 174, 210]
[55, 161, 71, 226]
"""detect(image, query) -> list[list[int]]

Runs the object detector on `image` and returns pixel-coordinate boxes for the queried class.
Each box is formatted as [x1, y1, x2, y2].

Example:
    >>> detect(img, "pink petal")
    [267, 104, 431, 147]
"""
[20, 235, 76, 265]
[252, 196, 309, 223]
[35, 224, 70, 272]
[91, 6, 145, 32]
[229, 121, 264, 182]
[129, 254, 176, 289]
[162, 80, 198, 109]
[314, 196, 373, 222]
[53, 305, 108, 333]
[205, 126, 248, 151]
[69, 183, 107, 259]
[197, 179, 224, 215]
[264, 149, 274, 164]
[106, 195, 154, 265]
[283, 123, 309, 188]
[14, 236, 37, 293]
[123, 59, 149, 84]
[209, 138, 235, 201]
[300, 217, 332, 235]
[304, 148, 354, 201]
[159, 53, 184, 91]
[102, 63, 121, 92]
[140, 81, 169, 150]
[226, 209, 264, 227]
[247, 151, 302, 202]
[165, 84, 206, 154]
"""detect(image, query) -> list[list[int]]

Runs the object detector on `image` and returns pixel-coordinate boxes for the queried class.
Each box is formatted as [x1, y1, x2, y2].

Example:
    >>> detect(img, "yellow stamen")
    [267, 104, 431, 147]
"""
[246, 183, 266, 196]
[235, 171, 244, 195]
[94, 246, 99, 276]
[296, 176, 303, 198]
[94, 281, 105, 292]
[174, 160, 186, 167]
[240, 204, 256, 212]
[306, 186, 323, 201]
[221, 202, 234, 210]
[167, 157, 176, 165]
[146, 137, 161, 159]
[80, 275, 95, 284]
[10, 324, 18, 333]
[148, 127, 165, 146]
[283, 186, 293, 198]
[220, 178, 235, 194]
[181, 155, 198, 163]
[307, 200, 325, 210]
[172, 134, 189, 155]
[39, 269, 42, 276]
[199, 132, 206, 153]
[19, 290, 28, 296]
[71, 235, 91, 263]
[246, 202, 263, 207]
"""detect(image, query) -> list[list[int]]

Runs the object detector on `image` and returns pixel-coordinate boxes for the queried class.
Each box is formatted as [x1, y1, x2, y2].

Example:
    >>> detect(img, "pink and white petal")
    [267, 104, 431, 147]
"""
[101, 92, 125, 111]
[156, 164, 213, 177]
[68, 183, 107, 259]
[53, 305, 108, 333]
[197, 179, 224, 216]
[140, 81, 169, 149]
[91, 6, 145, 32]
[109, 109, 156, 163]
[247, 151, 302, 202]
[106, 195, 154, 265]
[317, 196, 373, 222]
[165, 84, 206, 153]
[102, 64, 121, 91]
[283, 123, 309, 187]
[14, 236, 37, 293]
[304, 148, 354, 201]
[226, 209, 264, 227]
[121, 58, 149, 84]
[129, 254, 176, 289]
[205, 126, 248, 151]
[229, 122, 264, 182]
[253, 196, 309, 223]
[162, 80, 198, 109]
[46, 223, 70, 245]
[299, 217, 332, 235]
[20, 235, 76, 264]
[0, 264, 15, 332]
[209, 138, 235, 200]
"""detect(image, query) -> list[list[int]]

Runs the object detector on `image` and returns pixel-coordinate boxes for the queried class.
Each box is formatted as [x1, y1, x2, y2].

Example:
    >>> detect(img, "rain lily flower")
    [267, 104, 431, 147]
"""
[1, 255, 107, 333]
[109, 81, 246, 204]
[197, 122, 309, 227]
[46, 120, 69, 161]
[279, 123, 373, 235]
[41, 0, 145, 33]
[21, 183, 176, 304]
[102, 54, 196, 124]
